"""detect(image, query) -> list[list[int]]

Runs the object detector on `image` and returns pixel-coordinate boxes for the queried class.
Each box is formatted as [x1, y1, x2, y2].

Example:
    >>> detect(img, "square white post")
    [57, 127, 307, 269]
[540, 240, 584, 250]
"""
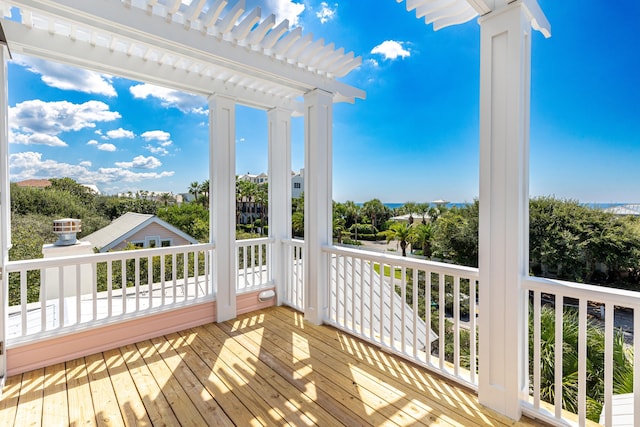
[478, 1, 534, 420]
[210, 94, 237, 322]
[268, 108, 292, 305]
[0, 44, 9, 380]
[303, 89, 332, 325]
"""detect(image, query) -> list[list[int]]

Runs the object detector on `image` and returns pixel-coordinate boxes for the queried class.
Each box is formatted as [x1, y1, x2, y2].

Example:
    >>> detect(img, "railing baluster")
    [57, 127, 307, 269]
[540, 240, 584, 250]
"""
[438, 273, 445, 370]
[107, 260, 113, 318]
[183, 249, 188, 301]
[172, 253, 177, 304]
[121, 259, 126, 314]
[390, 264, 395, 350]
[92, 263, 97, 322]
[135, 256, 140, 311]
[359, 257, 365, 336]
[20, 272, 27, 336]
[40, 270, 46, 332]
[58, 268, 64, 329]
[350, 254, 356, 331]
[577, 298, 587, 426]
[453, 275, 460, 376]
[400, 266, 406, 354]
[554, 294, 564, 419]
[469, 278, 477, 384]
[412, 267, 418, 358]
[533, 290, 541, 410]
[635, 305, 640, 427]
[426, 271, 432, 366]
[369, 259, 374, 341]
[604, 302, 614, 427]
[379, 262, 384, 345]
[148, 255, 153, 308]
[76, 264, 81, 324]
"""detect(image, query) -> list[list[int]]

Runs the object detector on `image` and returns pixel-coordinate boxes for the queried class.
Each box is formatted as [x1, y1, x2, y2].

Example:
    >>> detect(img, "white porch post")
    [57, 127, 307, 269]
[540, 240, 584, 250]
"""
[478, 1, 535, 419]
[303, 89, 332, 325]
[210, 94, 237, 322]
[268, 108, 292, 305]
[0, 42, 10, 379]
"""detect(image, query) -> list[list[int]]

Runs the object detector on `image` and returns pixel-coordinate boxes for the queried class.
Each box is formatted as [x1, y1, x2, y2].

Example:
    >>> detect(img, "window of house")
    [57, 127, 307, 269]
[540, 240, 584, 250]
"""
[161, 239, 172, 247]
[294, 182, 301, 189]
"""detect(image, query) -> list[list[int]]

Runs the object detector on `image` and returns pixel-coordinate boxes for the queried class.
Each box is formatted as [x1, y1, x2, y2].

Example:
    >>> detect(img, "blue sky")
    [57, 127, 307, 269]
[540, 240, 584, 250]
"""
[7, 1, 640, 203]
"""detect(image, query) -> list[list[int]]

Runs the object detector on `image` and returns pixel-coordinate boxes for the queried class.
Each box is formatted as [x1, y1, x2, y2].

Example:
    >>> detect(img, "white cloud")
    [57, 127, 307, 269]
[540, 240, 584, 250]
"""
[87, 139, 98, 145]
[97, 143, 116, 152]
[159, 140, 173, 147]
[115, 155, 162, 169]
[9, 99, 120, 135]
[79, 160, 92, 167]
[266, 0, 305, 26]
[12, 54, 117, 97]
[105, 128, 135, 139]
[145, 144, 169, 156]
[10, 130, 68, 147]
[129, 84, 206, 114]
[365, 58, 379, 68]
[371, 40, 411, 60]
[316, 2, 337, 24]
[10, 151, 174, 184]
[141, 130, 171, 142]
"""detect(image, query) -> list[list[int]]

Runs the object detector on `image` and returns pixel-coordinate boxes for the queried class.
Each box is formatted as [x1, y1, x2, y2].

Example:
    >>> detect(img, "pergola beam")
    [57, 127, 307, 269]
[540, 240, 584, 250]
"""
[3, 0, 364, 104]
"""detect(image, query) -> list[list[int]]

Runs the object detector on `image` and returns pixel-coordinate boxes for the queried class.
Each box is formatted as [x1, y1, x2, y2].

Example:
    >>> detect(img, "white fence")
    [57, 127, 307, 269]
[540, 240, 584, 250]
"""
[235, 237, 273, 293]
[524, 277, 640, 427]
[4, 243, 214, 344]
[282, 239, 304, 311]
[323, 245, 480, 389]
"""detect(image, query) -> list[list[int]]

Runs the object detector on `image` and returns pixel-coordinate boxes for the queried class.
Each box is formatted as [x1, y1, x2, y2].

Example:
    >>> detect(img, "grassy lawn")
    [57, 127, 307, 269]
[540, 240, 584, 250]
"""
[373, 263, 405, 280]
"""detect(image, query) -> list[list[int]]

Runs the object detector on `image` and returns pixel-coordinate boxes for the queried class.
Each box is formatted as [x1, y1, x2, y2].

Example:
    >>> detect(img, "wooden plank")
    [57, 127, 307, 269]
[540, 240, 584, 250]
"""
[134, 339, 207, 427]
[148, 336, 234, 426]
[209, 322, 354, 427]
[253, 307, 525, 427]
[42, 363, 69, 427]
[177, 328, 294, 426]
[196, 323, 331, 426]
[218, 318, 410, 427]
[119, 344, 180, 427]
[66, 358, 97, 427]
[0, 374, 22, 426]
[13, 369, 44, 427]
[165, 331, 265, 427]
[102, 348, 152, 427]
[85, 353, 125, 427]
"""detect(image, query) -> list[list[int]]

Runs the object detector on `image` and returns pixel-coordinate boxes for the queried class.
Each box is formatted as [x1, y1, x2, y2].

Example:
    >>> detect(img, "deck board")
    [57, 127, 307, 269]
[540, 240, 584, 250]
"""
[0, 306, 546, 426]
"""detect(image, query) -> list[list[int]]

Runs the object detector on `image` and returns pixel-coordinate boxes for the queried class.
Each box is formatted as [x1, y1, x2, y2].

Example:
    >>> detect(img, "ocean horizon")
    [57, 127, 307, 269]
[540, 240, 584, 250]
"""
[370, 202, 633, 211]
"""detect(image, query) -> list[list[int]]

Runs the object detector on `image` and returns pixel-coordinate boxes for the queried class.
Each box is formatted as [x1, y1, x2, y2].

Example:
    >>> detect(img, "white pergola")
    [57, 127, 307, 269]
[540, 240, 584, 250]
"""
[0, 0, 551, 421]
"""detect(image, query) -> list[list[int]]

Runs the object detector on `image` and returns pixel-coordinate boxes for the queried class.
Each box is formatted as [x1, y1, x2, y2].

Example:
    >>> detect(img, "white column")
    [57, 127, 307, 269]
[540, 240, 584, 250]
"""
[478, 1, 534, 420]
[210, 94, 237, 322]
[303, 89, 332, 325]
[267, 108, 292, 305]
[0, 43, 9, 379]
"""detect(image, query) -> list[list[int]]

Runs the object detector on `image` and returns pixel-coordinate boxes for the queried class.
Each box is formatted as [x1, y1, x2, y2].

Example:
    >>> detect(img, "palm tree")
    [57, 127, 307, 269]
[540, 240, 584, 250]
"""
[188, 181, 200, 202]
[255, 183, 268, 235]
[417, 203, 430, 225]
[198, 180, 210, 208]
[158, 192, 174, 207]
[382, 222, 416, 257]
[403, 201, 417, 224]
[414, 223, 433, 258]
[344, 201, 361, 242]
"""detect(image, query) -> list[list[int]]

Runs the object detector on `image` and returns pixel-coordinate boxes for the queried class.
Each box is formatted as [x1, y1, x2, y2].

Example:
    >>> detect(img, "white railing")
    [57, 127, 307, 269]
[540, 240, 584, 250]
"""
[322, 245, 479, 389]
[235, 237, 273, 293]
[523, 277, 640, 427]
[282, 238, 304, 311]
[4, 243, 214, 344]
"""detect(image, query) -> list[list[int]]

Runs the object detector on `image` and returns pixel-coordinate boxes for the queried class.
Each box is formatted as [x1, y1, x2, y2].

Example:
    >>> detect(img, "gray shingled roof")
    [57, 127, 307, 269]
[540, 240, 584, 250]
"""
[81, 212, 197, 251]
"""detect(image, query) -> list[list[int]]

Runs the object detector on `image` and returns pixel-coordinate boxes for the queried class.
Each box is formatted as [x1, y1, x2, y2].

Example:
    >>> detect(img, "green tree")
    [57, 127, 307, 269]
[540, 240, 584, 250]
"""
[431, 201, 478, 267]
[382, 222, 416, 257]
[157, 202, 209, 242]
[414, 223, 434, 258]
[361, 198, 391, 230]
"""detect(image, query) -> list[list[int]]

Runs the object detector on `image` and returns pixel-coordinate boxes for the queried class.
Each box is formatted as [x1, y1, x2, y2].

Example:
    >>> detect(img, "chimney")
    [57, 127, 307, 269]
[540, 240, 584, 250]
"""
[53, 218, 81, 246]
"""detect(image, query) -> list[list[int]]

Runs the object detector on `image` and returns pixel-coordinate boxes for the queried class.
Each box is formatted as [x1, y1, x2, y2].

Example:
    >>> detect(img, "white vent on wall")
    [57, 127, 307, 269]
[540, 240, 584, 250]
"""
[53, 218, 81, 246]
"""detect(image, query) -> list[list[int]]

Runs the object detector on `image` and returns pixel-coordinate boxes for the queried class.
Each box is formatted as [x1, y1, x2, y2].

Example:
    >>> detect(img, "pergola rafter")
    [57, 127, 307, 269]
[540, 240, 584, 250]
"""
[0, 0, 365, 112]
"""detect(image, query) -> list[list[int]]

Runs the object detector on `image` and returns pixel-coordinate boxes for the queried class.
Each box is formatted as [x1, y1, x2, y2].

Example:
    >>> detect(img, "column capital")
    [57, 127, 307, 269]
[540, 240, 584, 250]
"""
[478, 0, 551, 38]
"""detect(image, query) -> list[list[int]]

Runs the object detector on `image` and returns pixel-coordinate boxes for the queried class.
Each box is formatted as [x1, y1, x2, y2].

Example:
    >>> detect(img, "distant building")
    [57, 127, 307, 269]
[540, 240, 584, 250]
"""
[291, 169, 304, 199]
[603, 204, 640, 216]
[82, 212, 198, 252]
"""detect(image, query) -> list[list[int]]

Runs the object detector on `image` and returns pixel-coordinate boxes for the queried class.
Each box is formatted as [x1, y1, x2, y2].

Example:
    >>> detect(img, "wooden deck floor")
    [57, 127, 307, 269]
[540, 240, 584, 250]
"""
[0, 306, 545, 426]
